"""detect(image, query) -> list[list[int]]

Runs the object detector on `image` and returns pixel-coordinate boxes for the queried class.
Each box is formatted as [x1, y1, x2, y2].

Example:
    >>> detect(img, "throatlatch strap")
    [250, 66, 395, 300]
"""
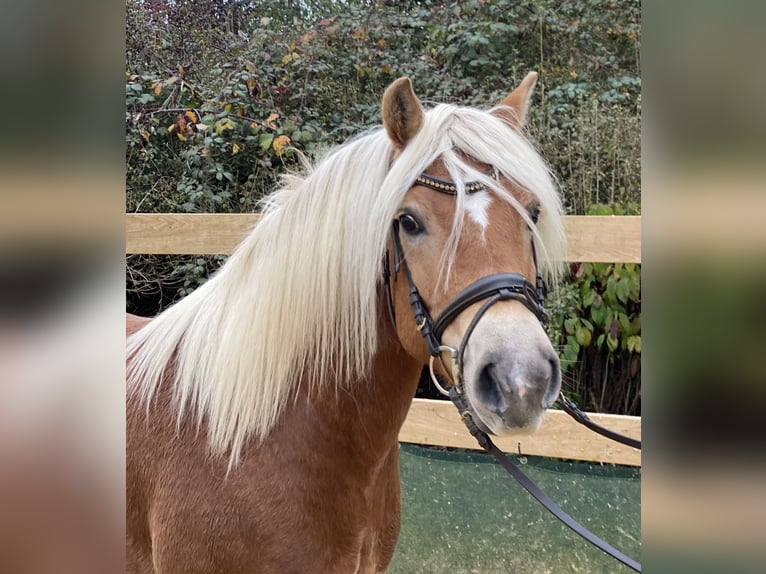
[389, 221, 440, 356]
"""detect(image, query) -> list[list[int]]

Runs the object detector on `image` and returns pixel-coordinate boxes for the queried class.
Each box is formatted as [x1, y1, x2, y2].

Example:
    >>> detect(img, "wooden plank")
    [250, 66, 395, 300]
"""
[126, 213, 259, 255]
[126, 214, 641, 263]
[399, 398, 641, 466]
[564, 215, 641, 263]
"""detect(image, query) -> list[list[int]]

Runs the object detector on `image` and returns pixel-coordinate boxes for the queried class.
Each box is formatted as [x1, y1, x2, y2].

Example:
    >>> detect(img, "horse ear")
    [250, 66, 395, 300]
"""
[492, 71, 538, 130]
[382, 77, 424, 150]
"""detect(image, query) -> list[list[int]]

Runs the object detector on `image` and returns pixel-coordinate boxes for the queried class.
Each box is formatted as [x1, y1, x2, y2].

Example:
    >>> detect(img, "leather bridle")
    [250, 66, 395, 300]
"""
[382, 166, 642, 573]
[384, 167, 548, 395]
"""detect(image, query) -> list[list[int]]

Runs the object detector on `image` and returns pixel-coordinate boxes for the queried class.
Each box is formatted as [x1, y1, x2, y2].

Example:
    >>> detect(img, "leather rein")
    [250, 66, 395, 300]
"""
[383, 167, 642, 572]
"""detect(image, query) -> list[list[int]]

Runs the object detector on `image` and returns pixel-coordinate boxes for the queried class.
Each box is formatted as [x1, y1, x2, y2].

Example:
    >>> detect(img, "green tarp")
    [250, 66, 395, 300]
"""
[389, 444, 640, 573]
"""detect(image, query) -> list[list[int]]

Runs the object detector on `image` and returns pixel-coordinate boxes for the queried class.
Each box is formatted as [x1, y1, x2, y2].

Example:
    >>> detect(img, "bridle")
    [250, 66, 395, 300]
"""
[385, 166, 548, 397]
[383, 166, 642, 573]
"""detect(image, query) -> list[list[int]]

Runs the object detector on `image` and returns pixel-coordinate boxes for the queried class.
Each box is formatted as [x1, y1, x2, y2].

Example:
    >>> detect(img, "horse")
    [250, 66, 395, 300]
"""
[126, 72, 567, 574]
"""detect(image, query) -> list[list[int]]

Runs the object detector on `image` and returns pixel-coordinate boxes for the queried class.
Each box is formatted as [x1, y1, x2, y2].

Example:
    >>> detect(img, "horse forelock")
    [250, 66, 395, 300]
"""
[126, 102, 566, 468]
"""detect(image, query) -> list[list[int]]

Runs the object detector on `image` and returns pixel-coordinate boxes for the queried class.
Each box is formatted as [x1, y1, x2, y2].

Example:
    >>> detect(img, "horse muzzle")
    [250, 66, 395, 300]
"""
[457, 309, 561, 435]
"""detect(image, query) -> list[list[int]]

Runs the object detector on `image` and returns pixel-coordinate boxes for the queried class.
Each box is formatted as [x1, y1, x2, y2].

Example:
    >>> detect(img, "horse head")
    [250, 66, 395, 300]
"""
[382, 73, 564, 436]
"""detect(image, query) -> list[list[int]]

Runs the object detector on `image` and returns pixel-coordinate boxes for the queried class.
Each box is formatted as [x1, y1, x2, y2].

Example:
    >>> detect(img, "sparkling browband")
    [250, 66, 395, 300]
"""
[414, 167, 497, 195]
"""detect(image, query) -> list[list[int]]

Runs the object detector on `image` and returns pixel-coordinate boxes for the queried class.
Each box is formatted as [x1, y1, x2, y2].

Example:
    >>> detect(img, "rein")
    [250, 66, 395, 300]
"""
[384, 167, 642, 572]
[557, 392, 642, 450]
[449, 385, 642, 572]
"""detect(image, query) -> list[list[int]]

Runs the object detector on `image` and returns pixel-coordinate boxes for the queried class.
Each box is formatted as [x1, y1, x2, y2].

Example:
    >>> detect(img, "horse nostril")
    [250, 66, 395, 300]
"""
[548, 357, 560, 385]
[477, 362, 503, 411]
[543, 355, 562, 408]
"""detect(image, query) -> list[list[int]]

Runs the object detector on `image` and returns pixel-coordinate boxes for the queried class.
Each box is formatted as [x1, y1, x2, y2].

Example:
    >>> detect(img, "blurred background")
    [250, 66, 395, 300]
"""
[0, 1, 764, 572]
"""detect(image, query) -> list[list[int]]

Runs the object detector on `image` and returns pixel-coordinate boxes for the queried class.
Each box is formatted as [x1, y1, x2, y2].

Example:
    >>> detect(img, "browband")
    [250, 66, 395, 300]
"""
[414, 167, 497, 195]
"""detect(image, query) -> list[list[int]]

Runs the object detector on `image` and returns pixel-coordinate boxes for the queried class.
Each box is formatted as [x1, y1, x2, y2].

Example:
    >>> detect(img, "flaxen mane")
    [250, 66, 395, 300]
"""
[126, 103, 567, 466]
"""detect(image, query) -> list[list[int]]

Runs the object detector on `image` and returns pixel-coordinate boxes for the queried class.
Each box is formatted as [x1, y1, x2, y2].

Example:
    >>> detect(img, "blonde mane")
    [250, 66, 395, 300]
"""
[127, 103, 567, 465]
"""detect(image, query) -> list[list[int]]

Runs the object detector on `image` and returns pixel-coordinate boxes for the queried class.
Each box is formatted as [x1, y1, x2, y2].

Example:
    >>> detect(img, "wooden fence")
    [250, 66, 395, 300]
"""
[126, 214, 641, 466]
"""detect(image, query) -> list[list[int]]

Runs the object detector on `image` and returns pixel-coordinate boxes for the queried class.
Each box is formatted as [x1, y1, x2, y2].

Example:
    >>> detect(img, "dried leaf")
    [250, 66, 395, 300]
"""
[214, 118, 235, 135]
[264, 112, 279, 129]
[352, 27, 366, 41]
[273, 135, 291, 156]
[300, 30, 317, 44]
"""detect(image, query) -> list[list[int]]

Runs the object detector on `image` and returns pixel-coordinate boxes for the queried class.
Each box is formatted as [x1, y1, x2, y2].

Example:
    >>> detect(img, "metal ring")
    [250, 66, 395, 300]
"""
[428, 345, 459, 397]
[428, 356, 450, 397]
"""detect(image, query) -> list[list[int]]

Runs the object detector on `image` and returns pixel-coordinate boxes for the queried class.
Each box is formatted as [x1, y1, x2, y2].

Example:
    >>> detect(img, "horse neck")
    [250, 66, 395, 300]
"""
[288, 309, 422, 469]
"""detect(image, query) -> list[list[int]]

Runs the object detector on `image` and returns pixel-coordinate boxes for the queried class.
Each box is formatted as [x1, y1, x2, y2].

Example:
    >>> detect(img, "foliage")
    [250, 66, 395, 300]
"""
[126, 0, 641, 215]
[548, 261, 641, 414]
[126, 0, 641, 414]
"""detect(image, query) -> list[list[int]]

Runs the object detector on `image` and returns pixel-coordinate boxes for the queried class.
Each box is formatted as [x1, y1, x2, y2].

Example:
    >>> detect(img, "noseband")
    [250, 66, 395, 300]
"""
[383, 167, 548, 395]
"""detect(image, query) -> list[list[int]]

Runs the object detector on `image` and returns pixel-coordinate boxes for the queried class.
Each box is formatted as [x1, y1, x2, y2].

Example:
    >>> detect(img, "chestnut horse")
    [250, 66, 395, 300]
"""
[127, 73, 567, 573]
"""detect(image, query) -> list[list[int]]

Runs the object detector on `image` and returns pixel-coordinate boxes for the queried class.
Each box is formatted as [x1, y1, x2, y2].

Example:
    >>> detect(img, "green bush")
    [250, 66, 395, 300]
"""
[548, 261, 641, 414]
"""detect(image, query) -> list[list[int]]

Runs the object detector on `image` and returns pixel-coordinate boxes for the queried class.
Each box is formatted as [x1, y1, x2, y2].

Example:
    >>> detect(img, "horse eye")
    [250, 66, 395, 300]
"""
[399, 213, 423, 235]
[528, 205, 540, 225]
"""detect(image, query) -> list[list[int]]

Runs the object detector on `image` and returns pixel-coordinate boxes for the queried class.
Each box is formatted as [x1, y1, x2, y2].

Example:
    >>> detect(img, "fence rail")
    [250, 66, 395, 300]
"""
[126, 213, 642, 466]
[126, 214, 641, 263]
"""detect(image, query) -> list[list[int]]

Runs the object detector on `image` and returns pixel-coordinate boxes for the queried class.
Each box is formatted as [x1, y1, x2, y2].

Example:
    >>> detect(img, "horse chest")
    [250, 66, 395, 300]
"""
[128, 396, 403, 574]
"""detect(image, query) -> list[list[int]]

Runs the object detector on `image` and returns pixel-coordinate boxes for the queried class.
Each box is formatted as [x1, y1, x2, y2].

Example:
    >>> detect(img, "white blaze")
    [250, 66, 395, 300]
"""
[464, 192, 492, 234]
